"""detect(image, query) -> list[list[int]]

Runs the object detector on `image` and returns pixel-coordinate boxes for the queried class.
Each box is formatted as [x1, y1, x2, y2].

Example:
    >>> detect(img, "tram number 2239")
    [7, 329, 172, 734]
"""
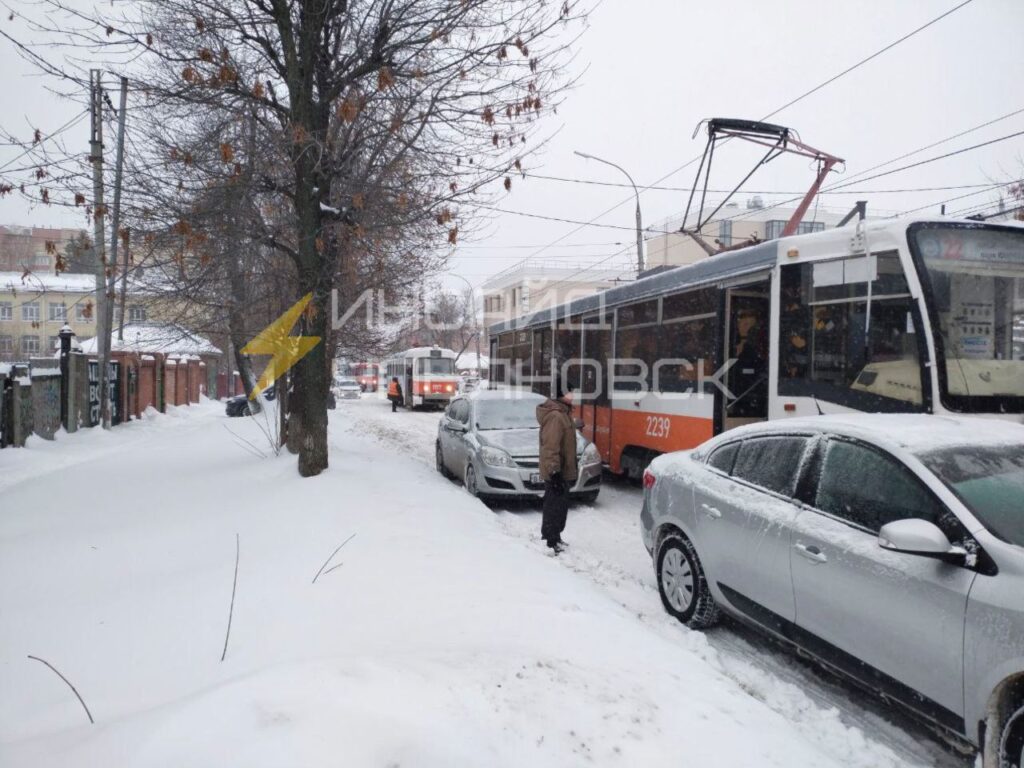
[645, 415, 671, 439]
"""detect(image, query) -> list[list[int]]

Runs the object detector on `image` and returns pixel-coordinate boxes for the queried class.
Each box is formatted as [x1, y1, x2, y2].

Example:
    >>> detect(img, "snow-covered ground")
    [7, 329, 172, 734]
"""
[0, 396, 973, 766]
[343, 393, 975, 768]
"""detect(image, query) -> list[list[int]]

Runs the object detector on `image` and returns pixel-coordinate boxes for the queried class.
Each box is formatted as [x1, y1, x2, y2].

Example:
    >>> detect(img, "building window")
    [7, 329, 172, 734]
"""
[49, 302, 67, 322]
[765, 220, 786, 240]
[0, 335, 12, 353]
[75, 302, 93, 322]
[128, 305, 147, 322]
[0, 301, 11, 321]
[797, 221, 826, 235]
[21, 301, 40, 322]
[718, 219, 733, 246]
[48, 335, 60, 351]
[21, 335, 40, 355]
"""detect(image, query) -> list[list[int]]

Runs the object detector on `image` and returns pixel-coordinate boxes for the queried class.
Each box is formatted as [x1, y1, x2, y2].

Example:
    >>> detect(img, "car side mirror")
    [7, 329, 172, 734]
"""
[573, 418, 584, 430]
[448, 420, 467, 433]
[878, 519, 968, 564]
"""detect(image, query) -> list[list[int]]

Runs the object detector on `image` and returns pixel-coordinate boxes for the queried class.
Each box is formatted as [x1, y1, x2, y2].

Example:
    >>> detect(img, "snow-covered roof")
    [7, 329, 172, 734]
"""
[455, 351, 489, 370]
[391, 346, 458, 359]
[714, 413, 1024, 456]
[0, 271, 97, 294]
[77, 323, 222, 357]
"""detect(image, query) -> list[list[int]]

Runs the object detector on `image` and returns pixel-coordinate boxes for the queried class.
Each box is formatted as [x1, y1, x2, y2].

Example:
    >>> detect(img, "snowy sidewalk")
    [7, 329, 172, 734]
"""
[2, 402, 891, 766]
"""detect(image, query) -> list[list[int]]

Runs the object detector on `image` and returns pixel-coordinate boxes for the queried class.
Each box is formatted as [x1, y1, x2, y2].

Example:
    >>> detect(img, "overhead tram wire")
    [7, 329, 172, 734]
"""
[498, 0, 981, 285]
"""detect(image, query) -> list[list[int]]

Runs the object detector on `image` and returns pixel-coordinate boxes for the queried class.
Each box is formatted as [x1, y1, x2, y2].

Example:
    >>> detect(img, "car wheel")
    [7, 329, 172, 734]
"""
[436, 442, 452, 479]
[576, 490, 600, 505]
[464, 463, 479, 497]
[998, 702, 1024, 768]
[656, 533, 720, 629]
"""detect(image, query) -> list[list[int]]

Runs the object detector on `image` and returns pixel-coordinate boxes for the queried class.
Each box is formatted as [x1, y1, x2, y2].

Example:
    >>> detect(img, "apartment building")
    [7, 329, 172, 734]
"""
[0, 225, 86, 272]
[481, 260, 625, 328]
[644, 197, 850, 269]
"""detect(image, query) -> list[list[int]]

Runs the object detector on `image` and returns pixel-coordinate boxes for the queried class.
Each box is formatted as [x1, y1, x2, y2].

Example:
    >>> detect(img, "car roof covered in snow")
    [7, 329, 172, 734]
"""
[707, 414, 1024, 457]
[464, 388, 545, 403]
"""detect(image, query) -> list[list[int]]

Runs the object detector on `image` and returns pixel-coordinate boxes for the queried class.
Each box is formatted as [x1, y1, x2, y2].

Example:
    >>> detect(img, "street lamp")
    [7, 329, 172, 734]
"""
[574, 150, 645, 274]
[447, 272, 483, 380]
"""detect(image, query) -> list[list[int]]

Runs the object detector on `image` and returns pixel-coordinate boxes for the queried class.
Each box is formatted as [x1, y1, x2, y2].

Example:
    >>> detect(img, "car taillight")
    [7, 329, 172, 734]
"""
[643, 469, 656, 489]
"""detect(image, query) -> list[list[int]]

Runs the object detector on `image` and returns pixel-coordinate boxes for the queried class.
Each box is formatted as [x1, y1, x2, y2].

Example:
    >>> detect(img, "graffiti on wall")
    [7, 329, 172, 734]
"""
[88, 361, 121, 426]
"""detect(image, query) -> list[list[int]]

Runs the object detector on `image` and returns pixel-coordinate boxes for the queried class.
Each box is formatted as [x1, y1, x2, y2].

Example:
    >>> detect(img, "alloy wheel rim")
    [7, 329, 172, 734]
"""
[1001, 708, 1024, 768]
[661, 548, 695, 613]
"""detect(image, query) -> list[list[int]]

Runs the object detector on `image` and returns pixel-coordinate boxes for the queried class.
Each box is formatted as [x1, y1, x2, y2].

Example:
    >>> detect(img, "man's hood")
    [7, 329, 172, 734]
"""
[535, 398, 570, 421]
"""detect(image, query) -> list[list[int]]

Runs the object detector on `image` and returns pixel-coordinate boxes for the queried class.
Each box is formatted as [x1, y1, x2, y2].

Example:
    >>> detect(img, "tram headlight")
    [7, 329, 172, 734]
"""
[480, 446, 516, 468]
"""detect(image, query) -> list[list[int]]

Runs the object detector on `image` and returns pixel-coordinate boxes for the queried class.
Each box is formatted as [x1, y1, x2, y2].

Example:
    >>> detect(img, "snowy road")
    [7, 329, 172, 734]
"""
[338, 393, 975, 768]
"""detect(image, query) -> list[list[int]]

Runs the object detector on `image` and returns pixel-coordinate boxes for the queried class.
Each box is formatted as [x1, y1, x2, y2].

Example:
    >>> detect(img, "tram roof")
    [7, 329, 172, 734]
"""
[488, 239, 778, 334]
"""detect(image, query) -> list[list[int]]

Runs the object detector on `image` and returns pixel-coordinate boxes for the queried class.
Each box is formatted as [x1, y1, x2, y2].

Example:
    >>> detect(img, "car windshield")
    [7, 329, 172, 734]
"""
[474, 398, 542, 430]
[909, 224, 1024, 413]
[920, 444, 1024, 547]
[339, 379, 357, 386]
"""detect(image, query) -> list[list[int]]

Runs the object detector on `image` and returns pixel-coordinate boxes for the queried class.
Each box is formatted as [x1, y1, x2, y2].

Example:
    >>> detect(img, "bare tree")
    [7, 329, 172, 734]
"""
[1, 0, 584, 476]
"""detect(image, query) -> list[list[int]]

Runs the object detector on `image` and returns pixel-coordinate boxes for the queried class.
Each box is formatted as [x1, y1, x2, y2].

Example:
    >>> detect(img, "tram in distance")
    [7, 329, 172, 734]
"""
[383, 346, 460, 409]
[487, 218, 1024, 478]
[351, 361, 381, 392]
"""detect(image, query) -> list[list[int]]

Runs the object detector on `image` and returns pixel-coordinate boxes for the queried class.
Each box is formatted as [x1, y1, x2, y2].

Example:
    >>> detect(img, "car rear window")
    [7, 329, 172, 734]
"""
[731, 436, 809, 497]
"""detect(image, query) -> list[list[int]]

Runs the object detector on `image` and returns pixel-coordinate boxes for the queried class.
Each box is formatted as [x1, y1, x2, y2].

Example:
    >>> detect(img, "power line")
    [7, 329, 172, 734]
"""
[759, 0, 978, 122]
[0, 109, 90, 175]
[520, 173, 1008, 196]
[498, 0, 980, 281]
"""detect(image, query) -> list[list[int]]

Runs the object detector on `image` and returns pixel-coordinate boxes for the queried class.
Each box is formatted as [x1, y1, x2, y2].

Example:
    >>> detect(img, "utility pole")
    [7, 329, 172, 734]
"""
[89, 69, 112, 429]
[111, 76, 130, 341]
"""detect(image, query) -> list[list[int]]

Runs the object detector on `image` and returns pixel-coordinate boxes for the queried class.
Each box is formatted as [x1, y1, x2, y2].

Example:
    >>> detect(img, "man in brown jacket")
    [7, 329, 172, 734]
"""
[536, 378, 577, 554]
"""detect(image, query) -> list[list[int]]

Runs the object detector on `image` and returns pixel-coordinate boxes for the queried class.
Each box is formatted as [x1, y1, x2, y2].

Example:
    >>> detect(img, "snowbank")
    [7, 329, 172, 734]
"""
[1, 404, 866, 767]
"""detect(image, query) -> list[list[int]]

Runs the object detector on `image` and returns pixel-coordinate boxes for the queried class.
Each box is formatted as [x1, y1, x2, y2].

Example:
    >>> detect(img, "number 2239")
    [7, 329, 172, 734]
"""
[645, 416, 670, 438]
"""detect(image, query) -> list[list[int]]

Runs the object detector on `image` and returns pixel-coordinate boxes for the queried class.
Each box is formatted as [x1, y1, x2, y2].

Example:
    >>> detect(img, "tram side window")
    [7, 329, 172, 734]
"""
[493, 332, 515, 384]
[555, 320, 583, 392]
[510, 331, 533, 386]
[779, 253, 924, 410]
[532, 328, 552, 395]
[614, 301, 658, 392]
[658, 288, 718, 393]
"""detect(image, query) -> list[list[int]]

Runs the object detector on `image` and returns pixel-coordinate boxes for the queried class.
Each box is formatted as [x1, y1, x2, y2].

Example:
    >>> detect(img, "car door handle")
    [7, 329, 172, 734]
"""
[793, 542, 827, 564]
[700, 503, 722, 519]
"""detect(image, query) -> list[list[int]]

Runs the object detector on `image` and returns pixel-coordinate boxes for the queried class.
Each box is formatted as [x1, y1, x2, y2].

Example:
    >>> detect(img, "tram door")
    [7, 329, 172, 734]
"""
[581, 314, 612, 460]
[722, 279, 771, 432]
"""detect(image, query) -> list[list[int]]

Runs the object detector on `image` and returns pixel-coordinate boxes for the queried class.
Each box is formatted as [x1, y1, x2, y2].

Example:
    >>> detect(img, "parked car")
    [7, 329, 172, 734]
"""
[640, 414, 1024, 766]
[435, 389, 602, 504]
[335, 377, 361, 400]
[225, 385, 274, 416]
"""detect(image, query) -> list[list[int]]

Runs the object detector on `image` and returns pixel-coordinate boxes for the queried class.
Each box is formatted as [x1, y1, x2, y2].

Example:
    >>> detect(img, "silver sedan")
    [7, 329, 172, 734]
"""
[435, 389, 602, 504]
[640, 414, 1024, 767]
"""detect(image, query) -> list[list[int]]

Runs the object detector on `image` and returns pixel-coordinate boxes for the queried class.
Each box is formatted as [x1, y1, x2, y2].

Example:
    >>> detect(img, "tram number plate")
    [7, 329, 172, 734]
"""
[530, 472, 541, 485]
[645, 415, 671, 438]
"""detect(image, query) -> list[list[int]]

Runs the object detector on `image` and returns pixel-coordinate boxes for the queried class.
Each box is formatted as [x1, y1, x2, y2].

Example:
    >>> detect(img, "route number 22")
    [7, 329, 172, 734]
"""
[645, 416, 671, 438]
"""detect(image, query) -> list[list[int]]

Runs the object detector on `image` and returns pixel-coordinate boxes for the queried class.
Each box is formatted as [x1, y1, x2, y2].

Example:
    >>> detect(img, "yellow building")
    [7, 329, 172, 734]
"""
[0, 272, 153, 361]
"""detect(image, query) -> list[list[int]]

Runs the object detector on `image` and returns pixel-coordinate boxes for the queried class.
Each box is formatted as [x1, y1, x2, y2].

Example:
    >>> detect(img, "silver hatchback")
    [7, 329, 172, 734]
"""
[435, 390, 602, 503]
[640, 414, 1024, 767]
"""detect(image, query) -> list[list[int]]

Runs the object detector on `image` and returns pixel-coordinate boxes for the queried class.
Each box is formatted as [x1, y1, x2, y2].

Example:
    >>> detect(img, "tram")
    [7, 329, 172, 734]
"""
[488, 218, 1024, 477]
[383, 346, 460, 409]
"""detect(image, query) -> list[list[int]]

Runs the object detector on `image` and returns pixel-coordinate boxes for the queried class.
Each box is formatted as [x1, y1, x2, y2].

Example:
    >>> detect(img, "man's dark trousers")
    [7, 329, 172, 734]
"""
[541, 477, 569, 545]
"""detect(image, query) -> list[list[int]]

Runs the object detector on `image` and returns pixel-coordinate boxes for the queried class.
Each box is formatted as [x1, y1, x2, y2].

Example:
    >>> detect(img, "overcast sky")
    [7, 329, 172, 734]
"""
[1, 0, 1022, 290]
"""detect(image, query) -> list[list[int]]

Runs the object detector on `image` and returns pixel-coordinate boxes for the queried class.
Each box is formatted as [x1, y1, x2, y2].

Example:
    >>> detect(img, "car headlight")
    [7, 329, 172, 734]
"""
[581, 443, 601, 466]
[480, 446, 516, 468]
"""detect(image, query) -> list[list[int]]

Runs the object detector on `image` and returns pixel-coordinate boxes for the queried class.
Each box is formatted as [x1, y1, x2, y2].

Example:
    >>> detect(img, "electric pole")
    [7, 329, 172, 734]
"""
[112, 76, 129, 342]
[89, 69, 111, 429]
